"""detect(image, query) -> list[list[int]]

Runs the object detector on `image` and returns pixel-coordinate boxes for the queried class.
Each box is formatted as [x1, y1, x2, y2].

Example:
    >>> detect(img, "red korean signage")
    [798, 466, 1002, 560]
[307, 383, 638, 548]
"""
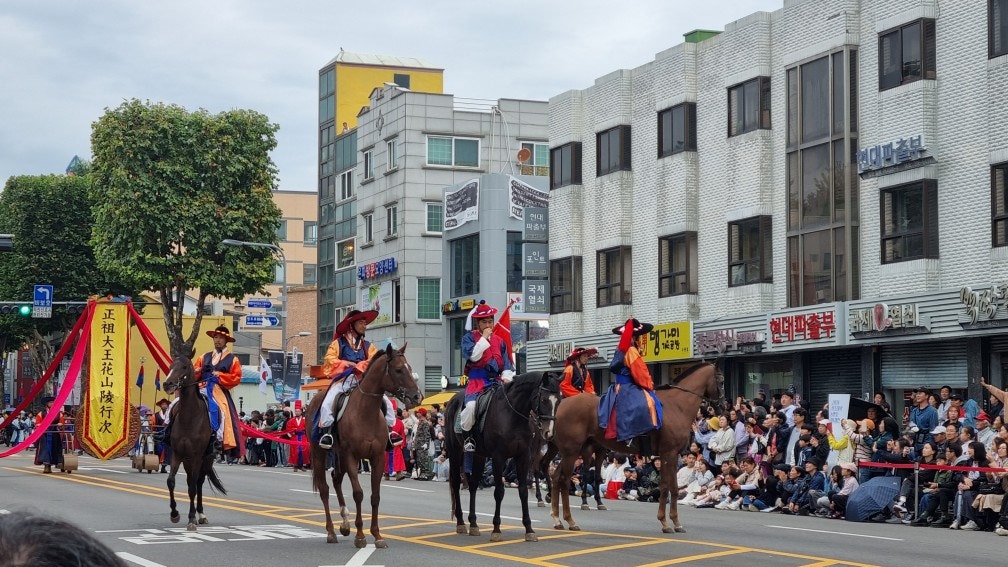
[768, 310, 837, 344]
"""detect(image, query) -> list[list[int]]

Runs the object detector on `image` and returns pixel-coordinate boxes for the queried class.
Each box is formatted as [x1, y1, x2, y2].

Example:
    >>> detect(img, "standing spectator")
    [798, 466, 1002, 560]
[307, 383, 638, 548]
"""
[936, 385, 953, 420]
[285, 402, 308, 471]
[975, 411, 996, 452]
[412, 408, 433, 480]
[386, 402, 407, 481]
[708, 415, 737, 466]
[691, 411, 715, 466]
[785, 409, 808, 466]
[12, 411, 32, 447]
[153, 398, 171, 473]
[765, 411, 791, 466]
[828, 419, 855, 465]
[638, 456, 662, 502]
[730, 409, 748, 462]
[34, 397, 65, 474]
[981, 377, 1006, 419]
[909, 387, 938, 452]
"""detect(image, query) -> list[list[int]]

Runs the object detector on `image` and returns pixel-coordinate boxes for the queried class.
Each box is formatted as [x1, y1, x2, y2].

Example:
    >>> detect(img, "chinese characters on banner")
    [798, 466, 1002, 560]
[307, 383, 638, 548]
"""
[639, 322, 692, 362]
[85, 303, 130, 458]
[768, 310, 836, 343]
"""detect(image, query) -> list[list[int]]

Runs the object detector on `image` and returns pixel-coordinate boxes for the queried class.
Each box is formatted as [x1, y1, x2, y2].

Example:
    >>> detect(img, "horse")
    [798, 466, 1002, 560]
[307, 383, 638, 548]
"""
[161, 356, 226, 532]
[306, 344, 422, 547]
[444, 371, 560, 542]
[548, 362, 723, 533]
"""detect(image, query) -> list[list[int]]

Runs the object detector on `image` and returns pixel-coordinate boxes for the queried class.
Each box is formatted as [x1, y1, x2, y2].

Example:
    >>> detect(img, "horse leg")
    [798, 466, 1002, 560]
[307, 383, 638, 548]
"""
[186, 464, 200, 531]
[334, 464, 350, 537]
[489, 459, 506, 542]
[516, 460, 537, 542]
[591, 448, 606, 510]
[549, 462, 565, 529]
[560, 453, 580, 530]
[449, 454, 466, 534]
[167, 461, 180, 524]
[467, 456, 483, 536]
[313, 454, 337, 543]
[369, 454, 387, 549]
[658, 452, 683, 533]
[196, 471, 208, 524]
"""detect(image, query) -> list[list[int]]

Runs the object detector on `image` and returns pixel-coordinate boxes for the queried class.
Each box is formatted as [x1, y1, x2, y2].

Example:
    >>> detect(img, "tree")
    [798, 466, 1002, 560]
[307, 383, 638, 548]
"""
[0, 174, 136, 397]
[90, 99, 282, 359]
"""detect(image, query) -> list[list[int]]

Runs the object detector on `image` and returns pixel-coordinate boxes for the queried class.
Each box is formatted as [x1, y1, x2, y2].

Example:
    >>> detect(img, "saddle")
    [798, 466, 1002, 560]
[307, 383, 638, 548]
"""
[453, 384, 500, 436]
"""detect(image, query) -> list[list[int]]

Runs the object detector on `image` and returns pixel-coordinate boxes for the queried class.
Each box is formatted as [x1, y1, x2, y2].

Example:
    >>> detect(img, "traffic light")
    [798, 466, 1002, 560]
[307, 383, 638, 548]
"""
[0, 303, 32, 316]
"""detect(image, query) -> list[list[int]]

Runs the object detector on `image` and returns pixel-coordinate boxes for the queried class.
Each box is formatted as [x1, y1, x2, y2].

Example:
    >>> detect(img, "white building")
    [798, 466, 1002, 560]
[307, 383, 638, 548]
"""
[529, 0, 1008, 416]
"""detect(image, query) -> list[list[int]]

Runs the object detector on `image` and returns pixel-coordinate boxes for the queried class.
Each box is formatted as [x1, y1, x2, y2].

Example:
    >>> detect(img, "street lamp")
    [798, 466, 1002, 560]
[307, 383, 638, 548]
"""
[221, 238, 289, 390]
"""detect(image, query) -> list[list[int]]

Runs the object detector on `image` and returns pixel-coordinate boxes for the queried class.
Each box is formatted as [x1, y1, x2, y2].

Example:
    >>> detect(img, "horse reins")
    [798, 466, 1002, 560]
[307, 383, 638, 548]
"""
[497, 382, 556, 439]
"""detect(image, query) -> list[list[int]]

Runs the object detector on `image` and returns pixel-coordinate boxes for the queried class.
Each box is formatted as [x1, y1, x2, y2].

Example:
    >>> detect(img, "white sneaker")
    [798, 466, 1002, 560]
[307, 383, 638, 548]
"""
[727, 500, 741, 510]
[747, 504, 760, 512]
[760, 505, 779, 513]
[949, 519, 961, 530]
[960, 520, 980, 531]
[714, 501, 728, 509]
[893, 501, 907, 514]
[995, 526, 1008, 536]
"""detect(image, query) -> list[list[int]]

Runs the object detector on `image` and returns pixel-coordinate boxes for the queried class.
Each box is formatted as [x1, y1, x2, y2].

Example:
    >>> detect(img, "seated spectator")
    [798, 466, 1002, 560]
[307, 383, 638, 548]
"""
[799, 457, 827, 514]
[734, 456, 764, 511]
[695, 472, 731, 509]
[678, 458, 714, 505]
[972, 437, 1007, 528]
[828, 462, 860, 519]
[901, 441, 940, 524]
[815, 465, 843, 516]
[715, 468, 744, 510]
[675, 452, 698, 500]
[618, 467, 639, 501]
[950, 441, 987, 530]
[783, 465, 810, 515]
[433, 450, 450, 481]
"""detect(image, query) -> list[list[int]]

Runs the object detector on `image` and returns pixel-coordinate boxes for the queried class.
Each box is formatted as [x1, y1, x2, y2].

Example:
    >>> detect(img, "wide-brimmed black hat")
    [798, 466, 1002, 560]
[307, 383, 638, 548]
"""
[206, 325, 235, 343]
[611, 319, 653, 337]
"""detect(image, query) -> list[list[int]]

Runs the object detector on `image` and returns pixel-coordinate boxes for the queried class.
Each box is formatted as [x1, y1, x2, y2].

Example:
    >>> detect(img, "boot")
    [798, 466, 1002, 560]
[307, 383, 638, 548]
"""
[43, 464, 52, 474]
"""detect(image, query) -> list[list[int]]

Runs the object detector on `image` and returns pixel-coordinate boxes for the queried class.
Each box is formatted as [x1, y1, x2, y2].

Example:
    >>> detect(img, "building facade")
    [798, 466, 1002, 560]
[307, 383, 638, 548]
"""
[528, 0, 1008, 419]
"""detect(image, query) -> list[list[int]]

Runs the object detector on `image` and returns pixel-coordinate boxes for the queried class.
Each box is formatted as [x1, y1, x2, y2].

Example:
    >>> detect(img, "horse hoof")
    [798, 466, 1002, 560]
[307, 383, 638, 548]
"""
[569, 525, 581, 531]
[327, 533, 337, 544]
[468, 526, 480, 536]
[597, 505, 607, 511]
[525, 533, 538, 542]
[537, 501, 545, 508]
[187, 523, 197, 532]
[354, 537, 367, 548]
[456, 525, 467, 534]
[581, 504, 590, 511]
[490, 532, 502, 542]
[675, 526, 687, 533]
[170, 513, 180, 524]
[340, 522, 351, 537]
[374, 539, 388, 549]
[198, 517, 208, 525]
[662, 526, 674, 534]
[553, 523, 564, 530]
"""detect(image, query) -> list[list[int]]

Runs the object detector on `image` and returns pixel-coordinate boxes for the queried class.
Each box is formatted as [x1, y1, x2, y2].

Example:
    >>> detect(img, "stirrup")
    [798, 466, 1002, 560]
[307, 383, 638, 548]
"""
[319, 433, 333, 450]
[463, 437, 475, 453]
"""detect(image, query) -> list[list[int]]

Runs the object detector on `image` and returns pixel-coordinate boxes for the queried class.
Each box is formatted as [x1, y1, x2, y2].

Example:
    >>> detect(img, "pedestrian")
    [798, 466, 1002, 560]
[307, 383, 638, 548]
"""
[34, 396, 65, 473]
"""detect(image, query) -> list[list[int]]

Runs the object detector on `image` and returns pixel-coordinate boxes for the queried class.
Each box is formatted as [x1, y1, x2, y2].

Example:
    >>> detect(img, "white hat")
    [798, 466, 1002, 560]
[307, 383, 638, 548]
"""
[930, 425, 947, 435]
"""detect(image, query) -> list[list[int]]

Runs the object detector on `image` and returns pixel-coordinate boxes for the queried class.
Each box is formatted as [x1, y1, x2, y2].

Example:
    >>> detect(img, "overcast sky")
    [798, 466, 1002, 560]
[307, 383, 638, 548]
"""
[1, 0, 781, 192]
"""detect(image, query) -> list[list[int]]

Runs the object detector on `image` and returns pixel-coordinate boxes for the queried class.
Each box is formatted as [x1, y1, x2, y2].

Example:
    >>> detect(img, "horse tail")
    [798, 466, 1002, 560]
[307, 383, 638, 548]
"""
[205, 465, 227, 496]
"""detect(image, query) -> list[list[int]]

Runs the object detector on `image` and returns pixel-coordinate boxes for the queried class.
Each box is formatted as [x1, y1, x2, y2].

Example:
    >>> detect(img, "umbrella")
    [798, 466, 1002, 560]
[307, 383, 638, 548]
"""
[419, 391, 459, 409]
[847, 398, 890, 421]
[845, 476, 900, 522]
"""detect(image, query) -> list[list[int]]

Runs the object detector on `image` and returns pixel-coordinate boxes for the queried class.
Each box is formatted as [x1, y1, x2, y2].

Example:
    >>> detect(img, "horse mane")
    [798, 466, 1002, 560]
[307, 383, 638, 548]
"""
[503, 372, 543, 399]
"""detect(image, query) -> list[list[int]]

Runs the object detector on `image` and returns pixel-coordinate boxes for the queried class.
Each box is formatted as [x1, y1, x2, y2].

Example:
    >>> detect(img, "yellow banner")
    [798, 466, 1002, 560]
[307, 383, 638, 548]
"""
[84, 303, 131, 459]
[639, 321, 693, 362]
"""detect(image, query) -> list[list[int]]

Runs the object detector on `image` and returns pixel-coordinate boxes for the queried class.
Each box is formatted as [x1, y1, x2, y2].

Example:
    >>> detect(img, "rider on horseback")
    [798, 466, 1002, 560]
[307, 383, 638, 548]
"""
[599, 318, 663, 443]
[459, 300, 515, 452]
[314, 309, 400, 450]
[195, 326, 243, 458]
[560, 346, 597, 398]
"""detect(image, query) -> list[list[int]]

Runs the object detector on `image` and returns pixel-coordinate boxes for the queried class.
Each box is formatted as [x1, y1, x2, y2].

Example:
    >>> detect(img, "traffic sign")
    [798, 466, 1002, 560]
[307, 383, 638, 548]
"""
[243, 315, 280, 327]
[32, 284, 53, 319]
[246, 298, 273, 309]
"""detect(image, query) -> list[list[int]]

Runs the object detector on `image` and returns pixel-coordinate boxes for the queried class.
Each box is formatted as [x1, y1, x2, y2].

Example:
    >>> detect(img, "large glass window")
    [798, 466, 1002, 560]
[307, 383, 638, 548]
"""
[506, 231, 523, 293]
[728, 77, 771, 136]
[658, 103, 697, 157]
[426, 136, 480, 167]
[550, 142, 582, 189]
[417, 278, 441, 320]
[597, 246, 632, 307]
[596, 125, 631, 176]
[729, 216, 772, 286]
[303, 263, 317, 286]
[550, 256, 582, 313]
[992, 0, 1008, 58]
[336, 238, 355, 270]
[881, 180, 939, 263]
[303, 222, 318, 247]
[276, 220, 288, 241]
[993, 162, 1008, 247]
[451, 234, 480, 296]
[659, 232, 697, 296]
[425, 202, 443, 233]
[879, 19, 936, 90]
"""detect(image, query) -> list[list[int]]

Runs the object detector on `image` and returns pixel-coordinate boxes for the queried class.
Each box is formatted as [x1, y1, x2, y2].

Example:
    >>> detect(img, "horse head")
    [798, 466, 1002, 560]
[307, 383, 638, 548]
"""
[162, 357, 196, 395]
[535, 372, 562, 441]
[367, 344, 422, 409]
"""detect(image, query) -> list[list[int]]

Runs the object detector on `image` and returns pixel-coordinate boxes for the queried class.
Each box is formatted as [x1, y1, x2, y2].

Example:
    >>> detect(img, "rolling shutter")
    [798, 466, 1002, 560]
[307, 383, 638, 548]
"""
[807, 349, 863, 411]
[880, 340, 967, 389]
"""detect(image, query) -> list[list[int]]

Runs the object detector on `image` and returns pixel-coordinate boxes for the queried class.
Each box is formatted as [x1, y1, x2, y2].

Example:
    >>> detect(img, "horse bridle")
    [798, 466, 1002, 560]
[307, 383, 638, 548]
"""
[669, 365, 726, 407]
[356, 350, 412, 402]
[498, 382, 557, 439]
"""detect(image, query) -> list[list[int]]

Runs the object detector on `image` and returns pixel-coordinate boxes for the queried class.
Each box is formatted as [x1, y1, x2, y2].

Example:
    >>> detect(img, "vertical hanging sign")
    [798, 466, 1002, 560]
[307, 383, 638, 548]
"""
[83, 302, 131, 458]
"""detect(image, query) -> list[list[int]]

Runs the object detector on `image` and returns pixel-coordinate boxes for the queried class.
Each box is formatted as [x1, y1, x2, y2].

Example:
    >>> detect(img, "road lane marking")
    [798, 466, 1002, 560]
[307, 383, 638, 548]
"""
[320, 543, 384, 567]
[767, 524, 903, 541]
[636, 548, 752, 566]
[116, 552, 167, 567]
[474, 511, 540, 522]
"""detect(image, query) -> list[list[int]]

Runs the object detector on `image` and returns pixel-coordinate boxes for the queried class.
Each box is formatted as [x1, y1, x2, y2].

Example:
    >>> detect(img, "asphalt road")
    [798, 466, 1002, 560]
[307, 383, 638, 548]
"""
[0, 451, 995, 566]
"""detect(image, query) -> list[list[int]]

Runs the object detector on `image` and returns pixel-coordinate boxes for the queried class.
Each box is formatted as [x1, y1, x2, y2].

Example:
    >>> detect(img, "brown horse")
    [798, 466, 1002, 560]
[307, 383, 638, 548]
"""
[306, 344, 422, 547]
[549, 362, 723, 533]
[162, 356, 226, 532]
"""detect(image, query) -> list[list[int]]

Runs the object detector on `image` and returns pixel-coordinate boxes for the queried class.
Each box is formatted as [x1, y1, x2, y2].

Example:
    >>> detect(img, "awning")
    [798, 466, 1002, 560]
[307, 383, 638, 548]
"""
[420, 391, 458, 408]
[301, 378, 332, 392]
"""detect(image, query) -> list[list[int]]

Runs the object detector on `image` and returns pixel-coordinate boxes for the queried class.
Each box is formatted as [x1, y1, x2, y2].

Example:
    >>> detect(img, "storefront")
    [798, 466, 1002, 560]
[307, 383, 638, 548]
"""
[693, 312, 780, 402]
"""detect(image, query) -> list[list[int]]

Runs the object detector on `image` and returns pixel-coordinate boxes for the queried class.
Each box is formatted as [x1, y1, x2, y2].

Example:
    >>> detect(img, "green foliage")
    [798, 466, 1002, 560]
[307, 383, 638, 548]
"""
[90, 99, 282, 356]
[0, 174, 135, 351]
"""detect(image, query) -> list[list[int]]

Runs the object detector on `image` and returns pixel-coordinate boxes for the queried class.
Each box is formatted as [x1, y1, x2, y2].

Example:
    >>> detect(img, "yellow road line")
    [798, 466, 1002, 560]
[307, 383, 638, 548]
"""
[636, 548, 752, 566]
[535, 537, 675, 561]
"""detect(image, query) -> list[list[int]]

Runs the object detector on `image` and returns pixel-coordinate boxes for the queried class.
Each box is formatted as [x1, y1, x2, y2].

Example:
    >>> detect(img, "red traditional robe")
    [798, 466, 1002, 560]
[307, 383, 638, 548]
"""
[285, 415, 308, 467]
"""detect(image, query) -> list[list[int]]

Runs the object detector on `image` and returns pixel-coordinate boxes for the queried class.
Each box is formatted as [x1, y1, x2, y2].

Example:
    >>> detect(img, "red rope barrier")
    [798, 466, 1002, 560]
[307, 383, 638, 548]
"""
[858, 460, 1007, 473]
[237, 420, 310, 448]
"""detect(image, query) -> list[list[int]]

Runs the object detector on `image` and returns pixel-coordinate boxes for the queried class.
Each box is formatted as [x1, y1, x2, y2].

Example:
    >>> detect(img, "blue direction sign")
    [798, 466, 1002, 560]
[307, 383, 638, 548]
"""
[32, 284, 53, 319]
[246, 298, 273, 309]
[243, 315, 280, 327]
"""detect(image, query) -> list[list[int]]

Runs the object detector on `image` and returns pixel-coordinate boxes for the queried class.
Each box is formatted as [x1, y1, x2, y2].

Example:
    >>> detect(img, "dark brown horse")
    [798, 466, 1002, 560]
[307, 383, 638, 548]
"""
[162, 356, 226, 532]
[444, 372, 560, 542]
[306, 344, 422, 547]
[549, 362, 723, 533]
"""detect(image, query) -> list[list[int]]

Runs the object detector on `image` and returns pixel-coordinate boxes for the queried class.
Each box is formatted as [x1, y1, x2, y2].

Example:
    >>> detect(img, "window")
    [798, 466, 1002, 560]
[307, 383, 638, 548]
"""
[728, 77, 771, 136]
[451, 234, 479, 296]
[393, 73, 410, 89]
[878, 19, 936, 91]
[659, 232, 697, 296]
[339, 170, 353, 200]
[363, 213, 373, 244]
[303, 263, 317, 285]
[658, 103, 697, 157]
[336, 238, 355, 270]
[506, 231, 522, 292]
[550, 142, 582, 190]
[417, 278, 441, 320]
[425, 202, 443, 233]
[387, 138, 398, 170]
[303, 222, 318, 247]
[386, 204, 398, 237]
[273, 262, 284, 285]
[550, 257, 582, 313]
[993, 163, 1008, 247]
[880, 180, 938, 263]
[596, 125, 631, 176]
[518, 141, 550, 176]
[992, 0, 1008, 59]
[426, 136, 480, 167]
[363, 148, 374, 180]
[728, 216, 772, 286]
[334, 130, 357, 172]
[596, 246, 632, 307]
[276, 220, 288, 241]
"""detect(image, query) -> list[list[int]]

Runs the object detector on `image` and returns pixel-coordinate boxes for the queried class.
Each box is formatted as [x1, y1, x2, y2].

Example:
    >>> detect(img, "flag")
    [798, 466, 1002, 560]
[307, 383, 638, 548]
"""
[493, 299, 516, 365]
[135, 365, 144, 388]
[154, 369, 161, 392]
[259, 356, 271, 396]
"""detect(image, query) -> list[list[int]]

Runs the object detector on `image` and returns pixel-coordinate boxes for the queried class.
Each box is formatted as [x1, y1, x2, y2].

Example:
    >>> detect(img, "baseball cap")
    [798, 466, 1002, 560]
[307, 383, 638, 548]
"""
[977, 411, 991, 422]
[912, 386, 930, 395]
[930, 425, 947, 435]
[950, 393, 964, 401]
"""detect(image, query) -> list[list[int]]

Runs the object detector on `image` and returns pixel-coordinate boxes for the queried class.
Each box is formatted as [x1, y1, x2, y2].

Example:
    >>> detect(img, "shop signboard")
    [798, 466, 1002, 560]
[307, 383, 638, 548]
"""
[958, 283, 1008, 328]
[768, 308, 839, 345]
[849, 302, 929, 338]
[694, 329, 765, 355]
[639, 322, 692, 362]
